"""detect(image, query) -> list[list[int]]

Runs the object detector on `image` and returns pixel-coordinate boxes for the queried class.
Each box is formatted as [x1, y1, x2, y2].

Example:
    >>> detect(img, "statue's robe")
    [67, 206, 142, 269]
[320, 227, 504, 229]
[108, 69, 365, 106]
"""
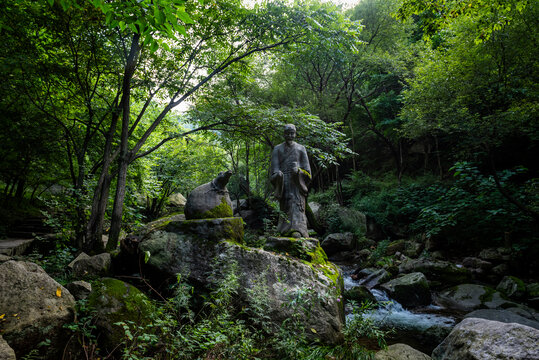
[270, 141, 311, 237]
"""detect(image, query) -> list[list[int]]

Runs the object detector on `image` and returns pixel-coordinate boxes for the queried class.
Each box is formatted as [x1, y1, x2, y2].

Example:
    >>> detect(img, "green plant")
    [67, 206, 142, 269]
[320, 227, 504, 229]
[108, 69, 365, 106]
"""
[63, 299, 99, 359]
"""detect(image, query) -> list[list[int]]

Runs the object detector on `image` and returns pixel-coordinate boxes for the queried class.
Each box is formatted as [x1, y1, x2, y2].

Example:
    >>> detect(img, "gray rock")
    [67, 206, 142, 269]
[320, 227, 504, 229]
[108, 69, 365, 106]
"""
[65, 280, 92, 300]
[528, 283, 539, 298]
[462, 257, 493, 270]
[505, 306, 539, 322]
[436, 284, 515, 311]
[403, 241, 423, 258]
[308, 202, 321, 217]
[479, 247, 511, 263]
[321, 232, 355, 256]
[73, 252, 111, 278]
[380, 272, 431, 308]
[399, 258, 470, 287]
[431, 318, 539, 359]
[359, 268, 391, 289]
[0, 260, 75, 358]
[0, 254, 12, 263]
[67, 252, 90, 269]
[168, 192, 186, 207]
[185, 170, 233, 220]
[464, 309, 539, 330]
[139, 228, 344, 344]
[385, 239, 405, 256]
[497, 275, 526, 299]
[357, 248, 372, 259]
[166, 217, 244, 244]
[0, 336, 16, 360]
[491, 263, 509, 275]
[375, 343, 431, 360]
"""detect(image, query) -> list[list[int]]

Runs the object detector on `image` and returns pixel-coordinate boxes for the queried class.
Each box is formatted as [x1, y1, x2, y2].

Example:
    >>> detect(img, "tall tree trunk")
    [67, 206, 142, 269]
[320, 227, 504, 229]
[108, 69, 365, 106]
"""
[107, 34, 141, 251]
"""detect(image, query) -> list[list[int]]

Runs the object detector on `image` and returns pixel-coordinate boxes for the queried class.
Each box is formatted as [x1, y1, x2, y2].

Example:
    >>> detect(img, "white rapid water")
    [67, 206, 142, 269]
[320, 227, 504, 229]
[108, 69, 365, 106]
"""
[340, 264, 456, 351]
[354, 289, 456, 331]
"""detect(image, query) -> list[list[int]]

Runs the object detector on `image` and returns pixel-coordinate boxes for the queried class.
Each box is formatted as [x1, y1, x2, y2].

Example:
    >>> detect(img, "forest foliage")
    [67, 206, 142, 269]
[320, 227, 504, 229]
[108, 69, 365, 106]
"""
[0, 0, 537, 264]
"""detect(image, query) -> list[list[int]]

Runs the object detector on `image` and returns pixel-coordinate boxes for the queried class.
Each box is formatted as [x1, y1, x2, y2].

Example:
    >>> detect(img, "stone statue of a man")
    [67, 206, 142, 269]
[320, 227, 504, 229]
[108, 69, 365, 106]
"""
[270, 124, 311, 238]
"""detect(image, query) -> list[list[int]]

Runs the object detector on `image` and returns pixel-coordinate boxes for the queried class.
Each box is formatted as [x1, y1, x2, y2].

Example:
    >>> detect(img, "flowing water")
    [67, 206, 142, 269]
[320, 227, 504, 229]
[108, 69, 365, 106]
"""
[340, 265, 458, 354]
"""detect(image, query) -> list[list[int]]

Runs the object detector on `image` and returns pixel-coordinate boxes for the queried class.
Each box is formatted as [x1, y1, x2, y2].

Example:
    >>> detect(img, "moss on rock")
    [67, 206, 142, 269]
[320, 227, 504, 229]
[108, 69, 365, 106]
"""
[88, 278, 154, 352]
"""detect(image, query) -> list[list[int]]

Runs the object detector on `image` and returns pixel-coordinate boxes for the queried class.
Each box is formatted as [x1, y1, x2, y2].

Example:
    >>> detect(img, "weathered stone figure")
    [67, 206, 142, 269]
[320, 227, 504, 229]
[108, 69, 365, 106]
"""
[185, 170, 233, 219]
[270, 124, 311, 238]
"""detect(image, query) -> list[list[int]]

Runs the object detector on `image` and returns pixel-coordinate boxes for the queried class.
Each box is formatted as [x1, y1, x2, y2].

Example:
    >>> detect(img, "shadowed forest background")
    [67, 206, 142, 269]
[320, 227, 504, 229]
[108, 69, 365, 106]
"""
[0, 0, 538, 358]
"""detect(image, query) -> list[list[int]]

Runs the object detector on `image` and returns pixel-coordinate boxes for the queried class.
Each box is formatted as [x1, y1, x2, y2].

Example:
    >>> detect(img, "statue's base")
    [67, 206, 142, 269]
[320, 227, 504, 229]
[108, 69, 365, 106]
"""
[263, 237, 326, 262]
[165, 217, 244, 244]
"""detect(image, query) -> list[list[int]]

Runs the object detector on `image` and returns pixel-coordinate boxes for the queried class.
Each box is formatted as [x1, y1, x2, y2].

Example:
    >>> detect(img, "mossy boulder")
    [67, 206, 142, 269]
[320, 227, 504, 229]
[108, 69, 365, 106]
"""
[496, 276, 526, 300]
[344, 285, 376, 304]
[88, 278, 154, 353]
[138, 223, 344, 344]
[264, 237, 322, 262]
[380, 272, 431, 308]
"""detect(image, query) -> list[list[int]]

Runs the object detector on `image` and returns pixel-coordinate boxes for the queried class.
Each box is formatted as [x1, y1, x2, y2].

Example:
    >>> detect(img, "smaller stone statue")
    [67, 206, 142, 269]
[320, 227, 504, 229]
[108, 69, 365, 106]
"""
[270, 124, 311, 238]
[185, 170, 233, 219]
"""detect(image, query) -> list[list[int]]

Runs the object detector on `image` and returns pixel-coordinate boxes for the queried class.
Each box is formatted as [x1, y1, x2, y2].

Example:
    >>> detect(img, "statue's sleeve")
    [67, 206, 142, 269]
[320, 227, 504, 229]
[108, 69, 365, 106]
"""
[270, 146, 283, 199]
[296, 145, 311, 196]
[299, 145, 311, 176]
[270, 146, 280, 177]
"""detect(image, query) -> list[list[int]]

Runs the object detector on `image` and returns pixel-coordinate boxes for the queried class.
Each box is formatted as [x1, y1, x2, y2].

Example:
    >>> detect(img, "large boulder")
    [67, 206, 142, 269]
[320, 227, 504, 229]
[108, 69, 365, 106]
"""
[464, 309, 539, 330]
[138, 219, 344, 344]
[431, 318, 539, 359]
[184, 170, 233, 219]
[72, 252, 111, 278]
[0, 336, 16, 360]
[0, 260, 75, 358]
[436, 284, 516, 312]
[321, 232, 355, 256]
[88, 278, 155, 353]
[380, 272, 431, 308]
[375, 343, 431, 360]
[399, 258, 470, 287]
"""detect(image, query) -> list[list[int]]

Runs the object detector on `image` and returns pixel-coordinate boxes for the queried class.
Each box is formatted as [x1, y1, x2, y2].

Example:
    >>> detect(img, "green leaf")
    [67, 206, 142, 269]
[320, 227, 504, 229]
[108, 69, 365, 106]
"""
[177, 11, 194, 24]
[150, 40, 159, 53]
[144, 250, 151, 263]
[48, 0, 54, 6]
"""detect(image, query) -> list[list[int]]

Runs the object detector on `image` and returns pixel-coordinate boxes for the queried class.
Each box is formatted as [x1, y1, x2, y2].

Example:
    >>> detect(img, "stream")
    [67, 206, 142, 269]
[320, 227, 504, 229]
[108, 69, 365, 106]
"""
[340, 265, 458, 354]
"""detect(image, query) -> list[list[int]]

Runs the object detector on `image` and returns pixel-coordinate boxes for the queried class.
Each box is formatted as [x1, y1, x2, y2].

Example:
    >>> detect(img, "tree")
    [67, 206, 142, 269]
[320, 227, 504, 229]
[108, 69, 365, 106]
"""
[400, 1, 539, 221]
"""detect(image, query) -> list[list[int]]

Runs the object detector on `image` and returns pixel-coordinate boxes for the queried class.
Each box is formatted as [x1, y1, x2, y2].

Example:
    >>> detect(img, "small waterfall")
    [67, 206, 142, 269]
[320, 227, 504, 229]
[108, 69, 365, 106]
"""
[340, 265, 457, 353]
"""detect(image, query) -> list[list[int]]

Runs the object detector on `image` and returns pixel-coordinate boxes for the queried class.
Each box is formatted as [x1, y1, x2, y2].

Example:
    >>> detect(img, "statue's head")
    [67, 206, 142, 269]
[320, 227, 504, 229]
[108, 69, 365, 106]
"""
[283, 124, 296, 142]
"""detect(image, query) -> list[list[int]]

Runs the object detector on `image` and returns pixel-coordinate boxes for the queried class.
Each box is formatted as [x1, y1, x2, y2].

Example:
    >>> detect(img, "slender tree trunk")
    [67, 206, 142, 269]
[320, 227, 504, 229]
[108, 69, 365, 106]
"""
[435, 135, 442, 178]
[107, 34, 141, 251]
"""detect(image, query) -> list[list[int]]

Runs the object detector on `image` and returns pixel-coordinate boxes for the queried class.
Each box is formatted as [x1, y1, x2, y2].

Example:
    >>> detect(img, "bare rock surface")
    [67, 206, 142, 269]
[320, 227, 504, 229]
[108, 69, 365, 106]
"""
[375, 343, 431, 360]
[0, 260, 75, 358]
[431, 318, 539, 359]
[0, 335, 16, 360]
[73, 252, 111, 278]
